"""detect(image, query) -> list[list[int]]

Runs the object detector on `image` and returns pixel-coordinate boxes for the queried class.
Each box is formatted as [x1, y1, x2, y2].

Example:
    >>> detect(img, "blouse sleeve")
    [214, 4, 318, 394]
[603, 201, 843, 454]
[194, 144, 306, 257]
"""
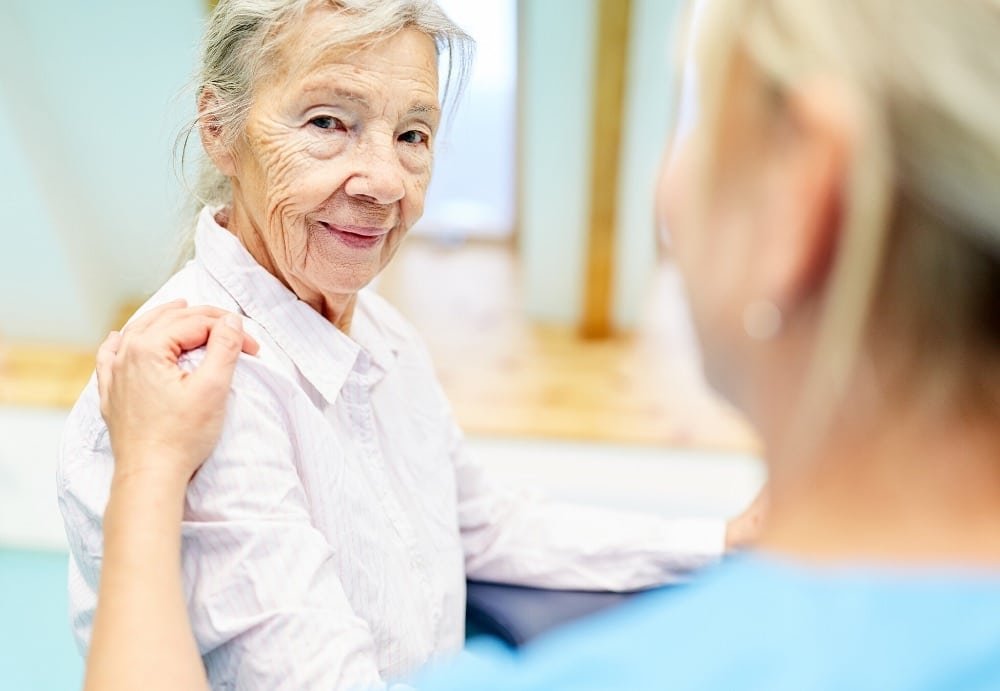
[450, 420, 725, 591]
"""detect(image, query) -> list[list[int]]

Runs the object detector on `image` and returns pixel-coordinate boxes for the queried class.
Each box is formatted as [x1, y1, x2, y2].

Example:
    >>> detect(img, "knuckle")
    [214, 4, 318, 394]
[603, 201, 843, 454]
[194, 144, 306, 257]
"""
[214, 330, 242, 350]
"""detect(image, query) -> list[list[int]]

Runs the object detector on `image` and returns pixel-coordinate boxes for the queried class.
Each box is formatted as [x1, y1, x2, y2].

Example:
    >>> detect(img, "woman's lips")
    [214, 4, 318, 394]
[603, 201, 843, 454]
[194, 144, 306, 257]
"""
[320, 222, 390, 249]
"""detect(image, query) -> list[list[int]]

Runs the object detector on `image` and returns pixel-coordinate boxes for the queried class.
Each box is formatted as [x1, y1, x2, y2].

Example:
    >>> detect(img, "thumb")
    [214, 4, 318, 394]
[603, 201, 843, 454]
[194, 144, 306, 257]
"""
[191, 313, 244, 396]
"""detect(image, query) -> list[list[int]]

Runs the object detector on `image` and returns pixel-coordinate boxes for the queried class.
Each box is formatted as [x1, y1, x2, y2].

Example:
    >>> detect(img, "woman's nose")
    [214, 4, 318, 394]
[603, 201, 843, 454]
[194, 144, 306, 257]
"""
[344, 136, 406, 205]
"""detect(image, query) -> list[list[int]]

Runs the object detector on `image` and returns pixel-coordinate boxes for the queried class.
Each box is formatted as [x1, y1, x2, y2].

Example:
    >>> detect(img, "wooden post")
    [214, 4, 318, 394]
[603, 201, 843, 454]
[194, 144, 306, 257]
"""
[580, 0, 632, 339]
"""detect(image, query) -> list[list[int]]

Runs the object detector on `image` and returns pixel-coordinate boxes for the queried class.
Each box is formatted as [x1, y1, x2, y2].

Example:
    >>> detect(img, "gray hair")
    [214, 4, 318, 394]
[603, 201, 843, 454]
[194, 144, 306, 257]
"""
[176, 0, 472, 256]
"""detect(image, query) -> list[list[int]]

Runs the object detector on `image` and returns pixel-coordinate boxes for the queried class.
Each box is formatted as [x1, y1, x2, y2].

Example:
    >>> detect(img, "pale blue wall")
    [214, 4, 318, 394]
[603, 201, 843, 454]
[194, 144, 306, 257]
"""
[0, 102, 96, 344]
[0, 1, 204, 345]
[518, 0, 686, 330]
[518, 0, 597, 325]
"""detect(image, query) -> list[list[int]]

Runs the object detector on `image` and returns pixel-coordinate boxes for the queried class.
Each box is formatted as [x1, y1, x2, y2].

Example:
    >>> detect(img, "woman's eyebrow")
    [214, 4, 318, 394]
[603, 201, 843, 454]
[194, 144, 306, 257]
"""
[300, 80, 439, 121]
[331, 87, 372, 110]
[407, 103, 441, 129]
[299, 83, 373, 110]
[408, 102, 440, 116]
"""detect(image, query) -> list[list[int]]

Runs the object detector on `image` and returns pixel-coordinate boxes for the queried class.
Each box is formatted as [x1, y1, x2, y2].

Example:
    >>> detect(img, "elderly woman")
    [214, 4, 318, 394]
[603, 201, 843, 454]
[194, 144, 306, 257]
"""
[58, 1, 752, 689]
[82, 0, 1000, 689]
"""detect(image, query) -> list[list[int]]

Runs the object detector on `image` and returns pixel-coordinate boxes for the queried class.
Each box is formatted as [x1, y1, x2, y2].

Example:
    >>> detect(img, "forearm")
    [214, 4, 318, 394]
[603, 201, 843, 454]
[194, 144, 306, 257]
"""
[85, 467, 208, 691]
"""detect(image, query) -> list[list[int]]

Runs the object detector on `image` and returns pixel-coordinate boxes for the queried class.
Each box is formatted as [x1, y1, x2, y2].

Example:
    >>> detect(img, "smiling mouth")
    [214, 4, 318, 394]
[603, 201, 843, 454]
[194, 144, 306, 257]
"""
[319, 222, 390, 249]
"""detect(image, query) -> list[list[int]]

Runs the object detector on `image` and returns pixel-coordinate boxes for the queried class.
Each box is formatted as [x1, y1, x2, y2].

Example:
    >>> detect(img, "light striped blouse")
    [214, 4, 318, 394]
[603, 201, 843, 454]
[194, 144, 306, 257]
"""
[58, 207, 724, 690]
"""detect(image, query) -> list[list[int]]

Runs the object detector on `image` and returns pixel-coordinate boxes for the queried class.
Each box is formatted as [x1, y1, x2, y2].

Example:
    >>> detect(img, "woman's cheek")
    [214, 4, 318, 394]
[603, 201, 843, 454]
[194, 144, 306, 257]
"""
[659, 137, 699, 268]
[257, 129, 347, 201]
[302, 130, 350, 160]
[269, 148, 348, 209]
[400, 144, 432, 176]
[401, 148, 433, 219]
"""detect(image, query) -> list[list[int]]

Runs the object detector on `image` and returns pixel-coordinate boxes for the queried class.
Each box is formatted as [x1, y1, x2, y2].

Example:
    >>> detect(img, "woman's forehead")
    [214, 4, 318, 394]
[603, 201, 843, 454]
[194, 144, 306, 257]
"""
[279, 46, 441, 123]
[270, 10, 440, 91]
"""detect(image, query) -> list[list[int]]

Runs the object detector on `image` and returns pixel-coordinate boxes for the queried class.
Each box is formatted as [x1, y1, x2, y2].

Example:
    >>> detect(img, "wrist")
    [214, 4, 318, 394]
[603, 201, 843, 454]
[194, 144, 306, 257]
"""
[111, 462, 192, 504]
[106, 470, 189, 537]
[111, 440, 196, 485]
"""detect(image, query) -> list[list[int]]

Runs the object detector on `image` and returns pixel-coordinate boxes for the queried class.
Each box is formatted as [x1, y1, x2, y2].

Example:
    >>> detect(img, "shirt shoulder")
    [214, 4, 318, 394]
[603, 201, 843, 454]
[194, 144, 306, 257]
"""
[58, 262, 237, 477]
[58, 265, 302, 490]
[128, 260, 241, 322]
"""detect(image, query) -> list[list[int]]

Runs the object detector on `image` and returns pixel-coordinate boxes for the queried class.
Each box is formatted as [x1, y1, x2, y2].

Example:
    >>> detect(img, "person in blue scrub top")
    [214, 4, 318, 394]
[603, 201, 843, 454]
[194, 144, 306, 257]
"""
[406, 0, 1000, 687]
[85, 0, 1000, 689]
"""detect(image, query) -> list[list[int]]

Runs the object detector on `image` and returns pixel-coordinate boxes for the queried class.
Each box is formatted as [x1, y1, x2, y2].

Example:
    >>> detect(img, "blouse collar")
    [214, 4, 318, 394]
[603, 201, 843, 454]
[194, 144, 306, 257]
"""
[193, 206, 398, 402]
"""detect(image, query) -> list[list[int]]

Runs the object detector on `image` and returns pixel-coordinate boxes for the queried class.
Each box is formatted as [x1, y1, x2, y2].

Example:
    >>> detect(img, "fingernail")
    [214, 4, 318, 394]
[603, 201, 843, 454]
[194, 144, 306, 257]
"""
[222, 313, 243, 330]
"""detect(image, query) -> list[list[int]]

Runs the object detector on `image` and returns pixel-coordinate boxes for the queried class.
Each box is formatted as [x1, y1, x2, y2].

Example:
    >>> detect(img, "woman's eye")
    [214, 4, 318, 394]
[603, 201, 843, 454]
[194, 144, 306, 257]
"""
[309, 116, 344, 131]
[399, 130, 428, 145]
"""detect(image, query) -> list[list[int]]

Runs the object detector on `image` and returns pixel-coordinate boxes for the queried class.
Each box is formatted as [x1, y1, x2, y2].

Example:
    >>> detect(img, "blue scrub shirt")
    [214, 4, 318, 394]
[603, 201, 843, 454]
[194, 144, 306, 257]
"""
[413, 554, 1000, 690]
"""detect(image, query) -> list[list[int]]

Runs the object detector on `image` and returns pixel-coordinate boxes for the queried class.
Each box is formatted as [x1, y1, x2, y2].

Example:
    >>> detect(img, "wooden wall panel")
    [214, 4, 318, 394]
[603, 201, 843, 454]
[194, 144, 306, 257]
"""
[581, 0, 632, 338]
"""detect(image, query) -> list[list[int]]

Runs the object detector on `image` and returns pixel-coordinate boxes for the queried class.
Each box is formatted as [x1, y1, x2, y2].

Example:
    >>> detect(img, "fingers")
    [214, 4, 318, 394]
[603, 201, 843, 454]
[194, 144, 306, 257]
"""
[122, 299, 188, 335]
[241, 332, 261, 356]
[95, 331, 123, 421]
[123, 303, 259, 357]
[95, 305, 255, 484]
[125, 302, 231, 337]
[191, 314, 245, 398]
[156, 312, 260, 358]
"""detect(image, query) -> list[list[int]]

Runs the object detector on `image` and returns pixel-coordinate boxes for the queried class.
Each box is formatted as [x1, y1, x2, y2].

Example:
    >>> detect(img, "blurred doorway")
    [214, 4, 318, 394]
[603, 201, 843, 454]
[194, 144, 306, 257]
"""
[413, 0, 518, 241]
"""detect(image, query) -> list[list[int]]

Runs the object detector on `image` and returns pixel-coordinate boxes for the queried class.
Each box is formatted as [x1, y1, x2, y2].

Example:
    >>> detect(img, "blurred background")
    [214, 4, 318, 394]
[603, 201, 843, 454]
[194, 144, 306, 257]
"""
[0, 1, 762, 687]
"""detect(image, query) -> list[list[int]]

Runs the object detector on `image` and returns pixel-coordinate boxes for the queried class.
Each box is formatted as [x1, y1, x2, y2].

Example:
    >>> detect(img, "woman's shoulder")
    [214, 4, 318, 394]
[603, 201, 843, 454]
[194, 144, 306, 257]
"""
[58, 275, 219, 481]
[126, 265, 240, 326]
[59, 274, 296, 472]
[135, 268, 305, 395]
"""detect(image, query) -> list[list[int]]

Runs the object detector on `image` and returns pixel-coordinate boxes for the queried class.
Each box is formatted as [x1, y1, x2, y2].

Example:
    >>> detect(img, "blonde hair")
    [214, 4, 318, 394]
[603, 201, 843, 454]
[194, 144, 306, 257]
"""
[176, 0, 472, 257]
[688, 0, 1000, 430]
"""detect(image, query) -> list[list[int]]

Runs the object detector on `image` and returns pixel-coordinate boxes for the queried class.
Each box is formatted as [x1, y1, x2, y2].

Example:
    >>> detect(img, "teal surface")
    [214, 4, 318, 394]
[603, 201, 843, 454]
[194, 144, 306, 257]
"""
[0, 549, 83, 690]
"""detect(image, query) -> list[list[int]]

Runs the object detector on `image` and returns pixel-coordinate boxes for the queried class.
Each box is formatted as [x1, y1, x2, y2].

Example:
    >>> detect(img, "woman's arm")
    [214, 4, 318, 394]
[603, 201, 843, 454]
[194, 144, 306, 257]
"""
[84, 301, 389, 691]
[450, 418, 762, 591]
[84, 301, 258, 691]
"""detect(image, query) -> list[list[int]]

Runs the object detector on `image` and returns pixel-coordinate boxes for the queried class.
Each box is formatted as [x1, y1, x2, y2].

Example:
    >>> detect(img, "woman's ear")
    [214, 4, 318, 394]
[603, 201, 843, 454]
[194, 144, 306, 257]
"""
[198, 88, 238, 177]
[761, 79, 854, 312]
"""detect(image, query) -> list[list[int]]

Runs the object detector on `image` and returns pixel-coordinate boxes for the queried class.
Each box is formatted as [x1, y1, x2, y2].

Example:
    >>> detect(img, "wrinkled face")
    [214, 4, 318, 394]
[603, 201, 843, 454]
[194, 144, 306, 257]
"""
[227, 18, 440, 302]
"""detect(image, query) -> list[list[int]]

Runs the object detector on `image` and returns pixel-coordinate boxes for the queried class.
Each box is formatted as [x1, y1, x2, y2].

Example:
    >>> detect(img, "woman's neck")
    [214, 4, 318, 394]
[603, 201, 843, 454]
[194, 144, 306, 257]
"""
[757, 390, 1000, 567]
[217, 205, 357, 333]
